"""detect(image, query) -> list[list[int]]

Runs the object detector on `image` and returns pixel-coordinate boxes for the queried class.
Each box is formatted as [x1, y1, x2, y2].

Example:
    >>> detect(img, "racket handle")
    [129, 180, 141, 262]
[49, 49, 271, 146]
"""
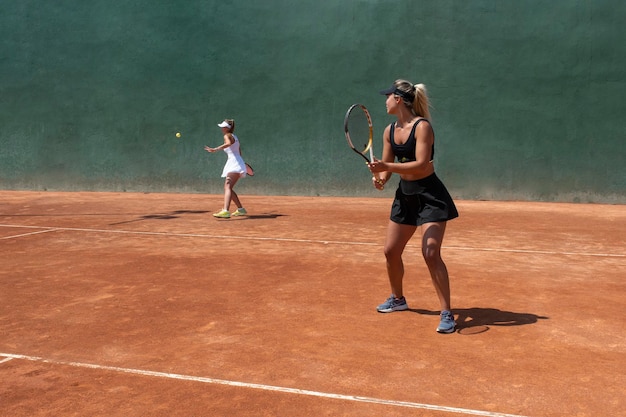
[369, 147, 383, 189]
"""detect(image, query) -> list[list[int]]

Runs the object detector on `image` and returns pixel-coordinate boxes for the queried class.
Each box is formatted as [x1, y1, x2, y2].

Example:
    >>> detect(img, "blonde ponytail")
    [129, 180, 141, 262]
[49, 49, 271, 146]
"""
[413, 84, 431, 120]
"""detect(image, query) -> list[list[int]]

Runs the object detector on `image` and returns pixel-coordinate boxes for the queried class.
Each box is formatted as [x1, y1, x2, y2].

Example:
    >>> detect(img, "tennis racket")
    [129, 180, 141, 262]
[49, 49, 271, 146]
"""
[245, 163, 255, 176]
[343, 103, 383, 189]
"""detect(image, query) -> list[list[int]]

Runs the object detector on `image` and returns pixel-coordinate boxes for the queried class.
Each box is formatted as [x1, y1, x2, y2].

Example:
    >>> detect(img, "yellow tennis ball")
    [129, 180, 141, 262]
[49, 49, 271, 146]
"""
[175, 132, 181, 138]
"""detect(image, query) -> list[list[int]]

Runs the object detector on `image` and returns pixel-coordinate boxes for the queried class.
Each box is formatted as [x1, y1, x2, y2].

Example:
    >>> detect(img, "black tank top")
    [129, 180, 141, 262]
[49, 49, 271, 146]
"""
[389, 119, 435, 163]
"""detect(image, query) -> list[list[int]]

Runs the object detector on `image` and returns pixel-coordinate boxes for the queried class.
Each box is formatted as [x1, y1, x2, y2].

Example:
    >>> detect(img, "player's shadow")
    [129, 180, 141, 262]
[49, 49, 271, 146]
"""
[109, 210, 209, 225]
[410, 307, 549, 334]
[233, 213, 286, 220]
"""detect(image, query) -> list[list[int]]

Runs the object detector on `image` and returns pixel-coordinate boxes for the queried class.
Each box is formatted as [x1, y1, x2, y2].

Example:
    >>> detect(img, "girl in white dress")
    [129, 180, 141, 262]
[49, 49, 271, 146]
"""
[204, 119, 247, 218]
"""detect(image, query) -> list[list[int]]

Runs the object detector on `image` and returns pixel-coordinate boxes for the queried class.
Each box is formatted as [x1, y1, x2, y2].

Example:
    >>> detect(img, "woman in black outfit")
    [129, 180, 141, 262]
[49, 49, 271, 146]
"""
[368, 79, 458, 334]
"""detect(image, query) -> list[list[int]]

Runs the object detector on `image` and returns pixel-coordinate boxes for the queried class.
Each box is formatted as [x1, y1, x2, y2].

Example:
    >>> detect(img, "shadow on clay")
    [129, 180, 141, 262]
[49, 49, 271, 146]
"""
[410, 307, 549, 335]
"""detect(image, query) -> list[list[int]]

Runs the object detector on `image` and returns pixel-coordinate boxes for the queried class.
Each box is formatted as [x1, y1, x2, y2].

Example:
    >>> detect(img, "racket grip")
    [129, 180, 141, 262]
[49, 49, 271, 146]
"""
[369, 147, 381, 186]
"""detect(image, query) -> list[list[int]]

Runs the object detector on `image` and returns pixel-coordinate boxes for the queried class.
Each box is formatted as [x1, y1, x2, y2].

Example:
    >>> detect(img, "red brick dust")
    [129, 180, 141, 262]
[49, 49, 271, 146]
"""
[0, 191, 624, 417]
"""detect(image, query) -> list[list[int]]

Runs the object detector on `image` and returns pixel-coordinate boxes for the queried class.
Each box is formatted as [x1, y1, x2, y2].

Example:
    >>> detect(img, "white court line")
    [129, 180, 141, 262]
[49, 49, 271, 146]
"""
[0, 228, 59, 240]
[443, 245, 625, 258]
[0, 357, 14, 364]
[0, 223, 623, 258]
[0, 353, 529, 417]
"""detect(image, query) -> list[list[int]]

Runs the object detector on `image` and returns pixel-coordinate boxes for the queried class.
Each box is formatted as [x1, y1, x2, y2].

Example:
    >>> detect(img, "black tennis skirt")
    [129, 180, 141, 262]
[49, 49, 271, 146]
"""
[390, 173, 459, 226]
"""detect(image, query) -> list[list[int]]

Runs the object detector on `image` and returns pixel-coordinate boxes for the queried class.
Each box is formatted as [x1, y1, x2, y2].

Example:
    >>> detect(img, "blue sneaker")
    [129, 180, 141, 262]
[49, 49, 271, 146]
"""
[436, 310, 456, 333]
[376, 295, 408, 313]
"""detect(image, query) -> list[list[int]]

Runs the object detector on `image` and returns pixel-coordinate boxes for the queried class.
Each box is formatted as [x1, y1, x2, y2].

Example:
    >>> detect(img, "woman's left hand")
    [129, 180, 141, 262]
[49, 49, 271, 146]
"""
[372, 176, 385, 190]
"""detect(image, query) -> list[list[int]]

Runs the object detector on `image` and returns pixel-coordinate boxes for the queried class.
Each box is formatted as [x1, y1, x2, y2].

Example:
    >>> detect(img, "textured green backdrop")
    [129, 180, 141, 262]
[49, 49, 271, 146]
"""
[1, 1, 624, 202]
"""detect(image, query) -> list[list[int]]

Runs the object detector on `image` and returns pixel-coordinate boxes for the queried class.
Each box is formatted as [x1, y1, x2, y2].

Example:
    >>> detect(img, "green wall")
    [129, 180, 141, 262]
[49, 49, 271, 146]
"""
[1, 0, 624, 202]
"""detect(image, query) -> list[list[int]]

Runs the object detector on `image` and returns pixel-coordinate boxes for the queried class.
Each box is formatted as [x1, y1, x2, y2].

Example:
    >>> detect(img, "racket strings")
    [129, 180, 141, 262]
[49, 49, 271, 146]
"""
[346, 108, 372, 154]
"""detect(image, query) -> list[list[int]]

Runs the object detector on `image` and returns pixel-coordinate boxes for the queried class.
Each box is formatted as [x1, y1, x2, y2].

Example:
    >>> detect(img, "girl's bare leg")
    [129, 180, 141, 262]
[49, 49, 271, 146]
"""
[222, 173, 241, 211]
[383, 221, 417, 298]
[420, 222, 451, 311]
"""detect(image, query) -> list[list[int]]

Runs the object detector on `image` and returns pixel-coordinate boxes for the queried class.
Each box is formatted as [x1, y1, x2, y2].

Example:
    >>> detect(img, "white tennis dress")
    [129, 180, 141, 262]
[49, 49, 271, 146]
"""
[221, 135, 247, 178]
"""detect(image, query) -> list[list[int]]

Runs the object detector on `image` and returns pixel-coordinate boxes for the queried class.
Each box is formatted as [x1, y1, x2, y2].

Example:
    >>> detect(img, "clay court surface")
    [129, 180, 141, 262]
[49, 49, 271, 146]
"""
[0, 191, 624, 416]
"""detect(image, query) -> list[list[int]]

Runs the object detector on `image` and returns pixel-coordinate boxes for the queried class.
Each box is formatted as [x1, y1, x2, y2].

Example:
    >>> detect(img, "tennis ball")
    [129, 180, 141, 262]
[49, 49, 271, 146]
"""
[175, 132, 181, 138]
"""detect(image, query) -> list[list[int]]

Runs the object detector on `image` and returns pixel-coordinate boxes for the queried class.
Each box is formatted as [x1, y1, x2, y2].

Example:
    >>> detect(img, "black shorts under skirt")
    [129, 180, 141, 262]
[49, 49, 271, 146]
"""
[390, 173, 459, 226]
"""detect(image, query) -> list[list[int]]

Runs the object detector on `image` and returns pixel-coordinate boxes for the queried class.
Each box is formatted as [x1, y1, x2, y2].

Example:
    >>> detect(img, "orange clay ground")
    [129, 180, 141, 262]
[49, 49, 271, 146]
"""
[0, 191, 624, 417]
